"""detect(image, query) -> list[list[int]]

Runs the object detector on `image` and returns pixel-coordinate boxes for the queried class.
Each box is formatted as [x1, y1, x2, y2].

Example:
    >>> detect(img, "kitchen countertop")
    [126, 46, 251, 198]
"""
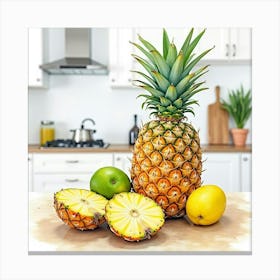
[29, 192, 251, 254]
[28, 144, 252, 153]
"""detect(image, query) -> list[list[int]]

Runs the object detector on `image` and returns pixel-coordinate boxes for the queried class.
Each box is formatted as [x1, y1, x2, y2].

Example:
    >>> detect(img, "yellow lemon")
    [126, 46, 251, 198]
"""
[186, 185, 226, 225]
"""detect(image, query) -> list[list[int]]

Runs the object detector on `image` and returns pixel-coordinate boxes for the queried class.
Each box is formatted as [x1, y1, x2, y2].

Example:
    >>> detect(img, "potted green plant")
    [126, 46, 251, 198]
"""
[221, 85, 252, 147]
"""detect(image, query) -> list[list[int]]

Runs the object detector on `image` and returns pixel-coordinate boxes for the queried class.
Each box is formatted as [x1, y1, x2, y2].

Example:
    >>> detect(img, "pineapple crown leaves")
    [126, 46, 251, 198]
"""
[130, 28, 214, 120]
[221, 84, 252, 129]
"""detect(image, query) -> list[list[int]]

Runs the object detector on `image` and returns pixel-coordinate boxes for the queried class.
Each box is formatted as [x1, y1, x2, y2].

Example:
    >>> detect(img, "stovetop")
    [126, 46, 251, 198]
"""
[41, 139, 109, 149]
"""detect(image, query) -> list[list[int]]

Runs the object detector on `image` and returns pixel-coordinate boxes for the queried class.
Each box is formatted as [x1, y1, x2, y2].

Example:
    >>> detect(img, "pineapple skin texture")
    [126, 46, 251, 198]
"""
[54, 191, 106, 231]
[131, 119, 202, 217]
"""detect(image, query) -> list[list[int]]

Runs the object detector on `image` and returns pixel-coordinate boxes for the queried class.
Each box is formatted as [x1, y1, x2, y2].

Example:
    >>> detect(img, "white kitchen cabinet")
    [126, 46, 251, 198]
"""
[240, 153, 252, 192]
[109, 27, 251, 88]
[33, 153, 113, 173]
[202, 152, 241, 192]
[29, 151, 251, 193]
[109, 27, 187, 88]
[33, 173, 92, 193]
[31, 153, 113, 192]
[109, 28, 134, 88]
[230, 28, 251, 60]
[113, 152, 132, 177]
[28, 28, 48, 88]
[196, 27, 251, 62]
[195, 28, 229, 60]
[202, 152, 252, 192]
[133, 27, 251, 61]
[28, 153, 33, 191]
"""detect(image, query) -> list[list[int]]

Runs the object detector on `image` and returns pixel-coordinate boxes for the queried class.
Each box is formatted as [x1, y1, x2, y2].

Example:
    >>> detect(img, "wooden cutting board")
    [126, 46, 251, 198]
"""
[208, 86, 229, 145]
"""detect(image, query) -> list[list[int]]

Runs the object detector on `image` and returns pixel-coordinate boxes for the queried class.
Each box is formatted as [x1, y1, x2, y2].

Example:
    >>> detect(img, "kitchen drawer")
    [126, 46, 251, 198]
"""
[241, 153, 252, 192]
[33, 153, 113, 173]
[33, 173, 92, 192]
[113, 152, 132, 177]
[202, 153, 240, 192]
[28, 153, 33, 191]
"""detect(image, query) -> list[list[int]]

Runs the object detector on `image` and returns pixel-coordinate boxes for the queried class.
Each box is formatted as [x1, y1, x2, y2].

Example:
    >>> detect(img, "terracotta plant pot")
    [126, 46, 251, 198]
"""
[231, 128, 249, 147]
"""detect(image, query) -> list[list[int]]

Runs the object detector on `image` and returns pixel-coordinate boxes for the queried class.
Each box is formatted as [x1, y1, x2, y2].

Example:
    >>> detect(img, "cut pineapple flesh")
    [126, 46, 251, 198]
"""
[105, 192, 165, 241]
[54, 188, 108, 231]
[55, 188, 106, 217]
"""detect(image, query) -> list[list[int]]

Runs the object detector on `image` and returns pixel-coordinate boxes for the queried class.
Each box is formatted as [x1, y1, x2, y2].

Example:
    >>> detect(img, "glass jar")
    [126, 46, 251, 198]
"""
[40, 121, 55, 146]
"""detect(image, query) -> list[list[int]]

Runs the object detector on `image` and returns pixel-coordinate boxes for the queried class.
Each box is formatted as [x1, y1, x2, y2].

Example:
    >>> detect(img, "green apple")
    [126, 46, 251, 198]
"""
[90, 166, 131, 199]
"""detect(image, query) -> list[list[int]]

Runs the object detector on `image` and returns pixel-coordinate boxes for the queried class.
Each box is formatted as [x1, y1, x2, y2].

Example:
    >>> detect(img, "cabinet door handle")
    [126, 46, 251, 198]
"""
[116, 157, 121, 161]
[232, 44, 236, 57]
[243, 157, 248, 162]
[65, 178, 79, 182]
[65, 160, 79, 164]
[225, 44, 230, 57]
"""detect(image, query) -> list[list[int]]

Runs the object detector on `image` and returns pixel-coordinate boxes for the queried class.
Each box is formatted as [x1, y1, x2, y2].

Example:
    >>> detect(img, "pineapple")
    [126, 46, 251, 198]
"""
[54, 188, 108, 230]
[130, 28, 213, 218]
[105, 192, 165, 241]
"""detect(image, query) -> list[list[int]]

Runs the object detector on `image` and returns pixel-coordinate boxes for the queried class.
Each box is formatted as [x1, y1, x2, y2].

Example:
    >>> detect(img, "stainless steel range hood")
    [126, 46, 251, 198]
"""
[40, 28, 108, 75]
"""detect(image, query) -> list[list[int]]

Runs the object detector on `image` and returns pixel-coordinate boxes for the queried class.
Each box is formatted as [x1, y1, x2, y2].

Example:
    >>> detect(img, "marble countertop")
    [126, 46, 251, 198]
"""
[29, 192, 251, 254]
[28, 144, 252, 153]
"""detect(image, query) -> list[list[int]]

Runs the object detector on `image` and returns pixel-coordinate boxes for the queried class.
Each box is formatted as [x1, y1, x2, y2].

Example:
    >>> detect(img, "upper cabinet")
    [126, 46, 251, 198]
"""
[28, 28, 48, 88]
[229, 28, 251, 60]
[109, 27, 251, 87]
[196, 27, 251, 61]
[109, 28, 134, 88]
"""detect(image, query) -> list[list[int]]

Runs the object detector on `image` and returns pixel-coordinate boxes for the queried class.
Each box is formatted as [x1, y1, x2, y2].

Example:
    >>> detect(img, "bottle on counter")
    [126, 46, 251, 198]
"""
[129, 114, 139, 145]
[40, 120, 55, 146]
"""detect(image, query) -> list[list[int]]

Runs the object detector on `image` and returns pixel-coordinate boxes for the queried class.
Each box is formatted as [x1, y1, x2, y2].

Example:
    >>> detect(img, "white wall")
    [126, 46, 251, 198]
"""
[28, 28, 252, 145]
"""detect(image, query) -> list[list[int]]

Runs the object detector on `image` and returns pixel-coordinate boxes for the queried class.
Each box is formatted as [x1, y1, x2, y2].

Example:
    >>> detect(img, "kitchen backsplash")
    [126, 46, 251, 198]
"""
[28, 28, 252, 145]
[28, 65, 251, 144]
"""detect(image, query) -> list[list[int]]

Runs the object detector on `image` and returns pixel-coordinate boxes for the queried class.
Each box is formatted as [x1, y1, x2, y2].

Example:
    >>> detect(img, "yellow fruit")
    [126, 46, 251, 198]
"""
[186, 185, 226, 225]
[54, 188, 108, 231]
[105, 192, 165, 242]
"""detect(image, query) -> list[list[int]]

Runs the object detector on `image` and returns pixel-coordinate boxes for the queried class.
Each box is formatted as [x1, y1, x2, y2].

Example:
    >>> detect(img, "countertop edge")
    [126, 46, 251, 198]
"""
[28, 144, 252, 153]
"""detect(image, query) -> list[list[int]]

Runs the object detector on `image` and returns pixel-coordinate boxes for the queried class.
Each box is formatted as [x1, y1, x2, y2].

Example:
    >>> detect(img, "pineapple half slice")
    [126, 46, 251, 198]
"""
[54, 188, 108, 231]
[105, 192, 165, 242]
